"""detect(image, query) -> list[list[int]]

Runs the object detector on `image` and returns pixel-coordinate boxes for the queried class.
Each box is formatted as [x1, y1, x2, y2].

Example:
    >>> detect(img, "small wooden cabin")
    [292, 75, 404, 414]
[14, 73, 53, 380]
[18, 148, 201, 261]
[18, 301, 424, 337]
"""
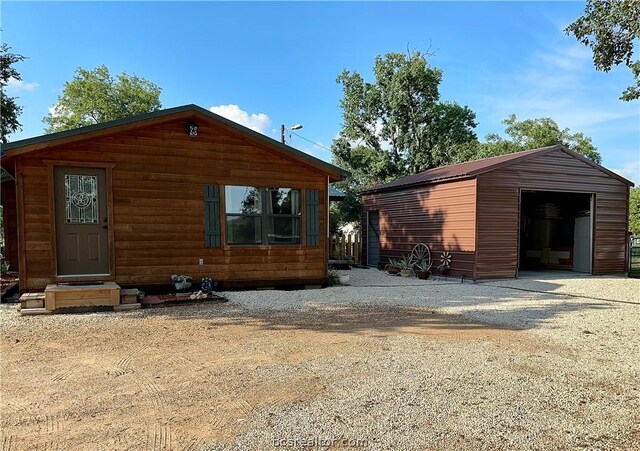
[1, 104, 347, 292]
[361, 145, 633, 279]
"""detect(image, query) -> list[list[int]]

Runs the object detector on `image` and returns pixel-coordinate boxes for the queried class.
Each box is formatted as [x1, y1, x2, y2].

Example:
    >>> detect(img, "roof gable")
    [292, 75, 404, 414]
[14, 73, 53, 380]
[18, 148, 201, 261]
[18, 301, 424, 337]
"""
[361, 145, 633, 194]
[0, 104, 348, 182]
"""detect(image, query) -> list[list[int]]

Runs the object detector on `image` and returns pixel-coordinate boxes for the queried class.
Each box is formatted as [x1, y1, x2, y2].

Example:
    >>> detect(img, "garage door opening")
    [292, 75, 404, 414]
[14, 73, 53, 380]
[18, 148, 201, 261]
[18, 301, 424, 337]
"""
[519, 190, 593, 274]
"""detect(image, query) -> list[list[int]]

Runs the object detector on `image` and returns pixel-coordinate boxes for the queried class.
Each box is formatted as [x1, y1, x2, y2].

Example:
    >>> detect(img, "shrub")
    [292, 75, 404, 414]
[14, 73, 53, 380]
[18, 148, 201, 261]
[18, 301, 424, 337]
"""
[327, 268, 340, 286]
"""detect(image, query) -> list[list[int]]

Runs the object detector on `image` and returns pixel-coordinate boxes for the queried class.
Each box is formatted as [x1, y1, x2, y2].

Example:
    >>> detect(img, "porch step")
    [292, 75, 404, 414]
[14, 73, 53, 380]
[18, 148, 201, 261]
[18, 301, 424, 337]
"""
[20, 307, 52, 316]
[20, 292, 45, 309]
[45, 282, 120, 311]
[120, 288, 141, 304]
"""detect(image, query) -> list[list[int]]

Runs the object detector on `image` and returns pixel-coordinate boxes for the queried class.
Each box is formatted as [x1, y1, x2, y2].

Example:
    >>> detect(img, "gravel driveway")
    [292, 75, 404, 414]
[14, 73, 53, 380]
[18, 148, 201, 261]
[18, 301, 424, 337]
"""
[223, 269, 640, 450]
[1, 269, 639, 450]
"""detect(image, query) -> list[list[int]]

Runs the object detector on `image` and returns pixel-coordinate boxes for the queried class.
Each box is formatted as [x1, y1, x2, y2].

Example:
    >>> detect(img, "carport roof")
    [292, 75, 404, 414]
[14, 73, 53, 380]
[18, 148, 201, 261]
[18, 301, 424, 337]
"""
[361, 145, 633, 194]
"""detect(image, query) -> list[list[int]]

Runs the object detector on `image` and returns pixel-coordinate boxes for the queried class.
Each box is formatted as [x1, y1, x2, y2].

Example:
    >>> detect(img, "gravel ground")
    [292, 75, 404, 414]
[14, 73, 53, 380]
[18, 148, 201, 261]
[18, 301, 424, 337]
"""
[1, 269, 639, 450]
[222, 269, 640, 450]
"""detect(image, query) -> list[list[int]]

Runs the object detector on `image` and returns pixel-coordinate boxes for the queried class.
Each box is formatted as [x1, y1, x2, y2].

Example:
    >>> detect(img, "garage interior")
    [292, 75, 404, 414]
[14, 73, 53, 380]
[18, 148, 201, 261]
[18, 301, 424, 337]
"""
[519, 190, 593, 273]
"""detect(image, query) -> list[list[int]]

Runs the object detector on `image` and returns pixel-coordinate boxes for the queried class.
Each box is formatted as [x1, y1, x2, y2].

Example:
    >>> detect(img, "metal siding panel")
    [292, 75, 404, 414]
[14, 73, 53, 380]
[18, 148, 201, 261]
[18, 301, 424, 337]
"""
[476, 149, 629, 278]
[360, 178, 477, 278]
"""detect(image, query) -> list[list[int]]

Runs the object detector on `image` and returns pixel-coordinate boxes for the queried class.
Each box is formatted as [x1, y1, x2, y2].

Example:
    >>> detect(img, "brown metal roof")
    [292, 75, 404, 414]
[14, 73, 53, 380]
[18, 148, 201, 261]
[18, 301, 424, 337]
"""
[361, 145, 633, 194]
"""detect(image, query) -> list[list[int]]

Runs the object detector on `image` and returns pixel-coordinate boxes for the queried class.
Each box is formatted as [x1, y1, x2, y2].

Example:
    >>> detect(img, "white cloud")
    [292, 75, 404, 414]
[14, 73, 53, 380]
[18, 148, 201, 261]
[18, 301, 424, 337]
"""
[533, 44, 592, 73]
[480, 41, 638, 131]
[472, 38, 639, 180]
[209, 104, 271, 135]
[6, 77, 39, 92]
[612, 160, 640, 185]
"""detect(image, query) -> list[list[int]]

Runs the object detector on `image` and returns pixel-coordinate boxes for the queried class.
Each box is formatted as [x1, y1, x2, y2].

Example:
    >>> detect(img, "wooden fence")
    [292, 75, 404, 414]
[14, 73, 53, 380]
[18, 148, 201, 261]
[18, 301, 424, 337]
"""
[330, 233, 362, 265]
[630, 237, 640, 278]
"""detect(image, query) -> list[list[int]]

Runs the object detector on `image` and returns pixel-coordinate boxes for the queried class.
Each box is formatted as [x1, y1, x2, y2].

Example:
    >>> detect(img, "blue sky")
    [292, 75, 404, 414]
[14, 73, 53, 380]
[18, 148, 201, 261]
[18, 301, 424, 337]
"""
[3, 1, 639, 183]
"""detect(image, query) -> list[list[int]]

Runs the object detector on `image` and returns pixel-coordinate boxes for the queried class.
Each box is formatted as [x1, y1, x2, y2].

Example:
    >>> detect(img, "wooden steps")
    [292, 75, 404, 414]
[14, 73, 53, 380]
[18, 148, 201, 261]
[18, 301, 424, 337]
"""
[120, 288, 141, 304]
[20, 292, 45, 309]
[44, 282, 120, 311]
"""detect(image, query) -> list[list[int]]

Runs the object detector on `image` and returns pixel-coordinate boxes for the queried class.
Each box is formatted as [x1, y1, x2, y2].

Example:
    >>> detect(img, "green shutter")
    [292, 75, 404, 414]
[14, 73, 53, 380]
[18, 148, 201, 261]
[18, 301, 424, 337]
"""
[306, 189, 320, 246]
[204, 184, 221, 248]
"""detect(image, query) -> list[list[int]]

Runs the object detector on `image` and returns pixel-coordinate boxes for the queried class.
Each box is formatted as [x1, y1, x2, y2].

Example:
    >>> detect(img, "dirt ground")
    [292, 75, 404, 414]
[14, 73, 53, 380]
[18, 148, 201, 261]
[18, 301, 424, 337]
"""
[0, 304, 547, 450]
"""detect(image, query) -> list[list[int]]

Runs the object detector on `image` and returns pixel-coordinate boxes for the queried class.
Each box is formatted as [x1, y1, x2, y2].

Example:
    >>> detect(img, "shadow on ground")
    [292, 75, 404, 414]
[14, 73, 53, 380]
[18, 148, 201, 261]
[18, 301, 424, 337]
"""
[142, 294, 613, 334]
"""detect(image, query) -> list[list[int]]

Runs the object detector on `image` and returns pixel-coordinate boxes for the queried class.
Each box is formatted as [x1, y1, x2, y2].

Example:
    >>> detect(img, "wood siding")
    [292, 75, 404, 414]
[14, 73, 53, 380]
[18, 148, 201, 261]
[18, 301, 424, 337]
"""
[1, 180, 19, 270]
[15, 117, 329, 290]
[361, 178, 477, 278]
[476, 148, 629, 278]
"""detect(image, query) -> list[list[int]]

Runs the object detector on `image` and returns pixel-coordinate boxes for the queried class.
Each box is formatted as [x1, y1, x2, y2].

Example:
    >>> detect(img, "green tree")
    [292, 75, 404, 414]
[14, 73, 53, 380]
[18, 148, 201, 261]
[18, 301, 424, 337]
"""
[332, 50, 477, 224]
[44, 65, 162, 132]
[0, 43, 26, 143]
[453, 114, 602, 165]
[566, 0, 640, 101]
[630, 187, 640, 236]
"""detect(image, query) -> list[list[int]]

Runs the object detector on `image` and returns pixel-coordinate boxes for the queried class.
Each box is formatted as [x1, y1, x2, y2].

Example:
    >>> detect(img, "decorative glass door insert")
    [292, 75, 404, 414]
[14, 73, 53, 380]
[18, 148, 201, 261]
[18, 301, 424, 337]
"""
[64, 174, 98, 224]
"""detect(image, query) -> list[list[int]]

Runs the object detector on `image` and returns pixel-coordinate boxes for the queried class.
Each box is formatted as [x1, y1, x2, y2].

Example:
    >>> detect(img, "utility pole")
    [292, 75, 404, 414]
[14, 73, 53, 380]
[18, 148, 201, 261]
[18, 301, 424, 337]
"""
[280, 124, 303, 144]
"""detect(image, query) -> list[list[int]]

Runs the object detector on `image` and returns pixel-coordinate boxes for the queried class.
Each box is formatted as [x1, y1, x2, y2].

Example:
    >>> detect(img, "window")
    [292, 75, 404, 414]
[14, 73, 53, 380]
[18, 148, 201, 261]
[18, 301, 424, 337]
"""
[225, 186, 262, 245]
[267, 188, 301, 244]
[224, 186, 301, 245]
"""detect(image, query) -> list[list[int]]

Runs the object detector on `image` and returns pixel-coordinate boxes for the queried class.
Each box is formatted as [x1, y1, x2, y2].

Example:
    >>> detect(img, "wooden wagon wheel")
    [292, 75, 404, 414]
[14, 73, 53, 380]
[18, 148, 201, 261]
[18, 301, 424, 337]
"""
[411, 243, 432, 270]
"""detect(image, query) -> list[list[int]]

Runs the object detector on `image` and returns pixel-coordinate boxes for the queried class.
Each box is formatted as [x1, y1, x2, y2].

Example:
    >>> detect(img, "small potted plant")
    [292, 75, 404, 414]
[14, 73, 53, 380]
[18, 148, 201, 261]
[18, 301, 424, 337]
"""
[398, 254, 414, 278]
[338, 274, 350, 284]
[387, 258, 400, 275]
[200, 277, 218, 294]
[171, 274, 193, 291]
[415, 259, 432, 280]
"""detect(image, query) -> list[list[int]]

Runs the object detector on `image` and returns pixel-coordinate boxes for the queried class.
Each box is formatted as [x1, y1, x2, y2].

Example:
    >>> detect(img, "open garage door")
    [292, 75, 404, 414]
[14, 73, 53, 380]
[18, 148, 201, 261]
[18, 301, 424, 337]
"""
[519, 190, 593, 274]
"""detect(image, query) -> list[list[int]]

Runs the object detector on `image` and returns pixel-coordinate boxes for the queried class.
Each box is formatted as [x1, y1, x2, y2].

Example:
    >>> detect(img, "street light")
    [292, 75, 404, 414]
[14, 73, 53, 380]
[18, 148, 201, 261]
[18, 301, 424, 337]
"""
[281, 123, 303, 144]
